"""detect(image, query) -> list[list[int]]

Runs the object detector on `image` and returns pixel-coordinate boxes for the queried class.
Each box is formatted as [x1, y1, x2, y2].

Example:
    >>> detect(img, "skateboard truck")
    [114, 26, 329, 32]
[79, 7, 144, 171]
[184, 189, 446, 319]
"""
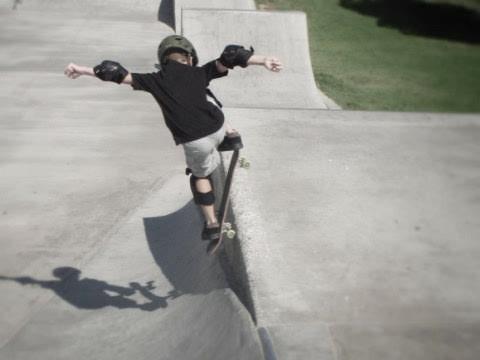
[222, 222, 236, 239]
[239, 157, 250, 169]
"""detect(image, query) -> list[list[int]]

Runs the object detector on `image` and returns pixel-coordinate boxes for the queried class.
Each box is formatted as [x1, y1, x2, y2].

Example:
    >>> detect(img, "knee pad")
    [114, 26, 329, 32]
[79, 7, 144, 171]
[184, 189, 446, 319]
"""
[189, 175, 215, 206]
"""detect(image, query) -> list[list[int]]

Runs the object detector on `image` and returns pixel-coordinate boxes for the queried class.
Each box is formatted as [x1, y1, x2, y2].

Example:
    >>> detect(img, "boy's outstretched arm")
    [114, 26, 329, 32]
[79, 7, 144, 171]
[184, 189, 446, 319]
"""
[247, 55, 283, 72]
[64, 62, 133, 85]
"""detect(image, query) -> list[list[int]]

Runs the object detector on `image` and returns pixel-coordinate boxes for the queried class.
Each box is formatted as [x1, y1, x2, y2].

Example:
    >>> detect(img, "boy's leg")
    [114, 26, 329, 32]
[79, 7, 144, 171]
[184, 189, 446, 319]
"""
[189, 174, 220, 240]
[195, 177, 218, 226]
[183, 126, 226, 240]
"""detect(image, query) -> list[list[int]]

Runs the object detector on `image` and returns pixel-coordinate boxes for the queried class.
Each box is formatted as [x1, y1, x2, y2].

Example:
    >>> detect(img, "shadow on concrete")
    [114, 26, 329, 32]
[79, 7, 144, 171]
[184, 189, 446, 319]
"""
[0, 201, 225, 312]
[158, 0, 175, 30]
[0, 267, 176, 311]
[143, 200, 227, 296]
[12, 0, 22, 10]
[340, 0, 480, 44]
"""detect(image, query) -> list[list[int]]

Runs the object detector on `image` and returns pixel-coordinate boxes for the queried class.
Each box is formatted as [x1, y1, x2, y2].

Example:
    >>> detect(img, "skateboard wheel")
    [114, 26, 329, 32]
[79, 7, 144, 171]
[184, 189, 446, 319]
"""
[226, 230, 236, 239]
[224, 222, 232, 230]
[239, 157, 250, 169]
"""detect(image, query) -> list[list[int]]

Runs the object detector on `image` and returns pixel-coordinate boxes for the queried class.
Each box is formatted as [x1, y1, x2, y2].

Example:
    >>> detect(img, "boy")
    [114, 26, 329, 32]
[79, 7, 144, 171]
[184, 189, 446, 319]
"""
[64, 35, 283, 241]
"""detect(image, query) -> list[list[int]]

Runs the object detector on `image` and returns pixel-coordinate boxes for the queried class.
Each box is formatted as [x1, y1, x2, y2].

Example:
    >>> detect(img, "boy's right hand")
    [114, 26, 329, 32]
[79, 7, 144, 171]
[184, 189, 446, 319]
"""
[64, 63, 93, 79]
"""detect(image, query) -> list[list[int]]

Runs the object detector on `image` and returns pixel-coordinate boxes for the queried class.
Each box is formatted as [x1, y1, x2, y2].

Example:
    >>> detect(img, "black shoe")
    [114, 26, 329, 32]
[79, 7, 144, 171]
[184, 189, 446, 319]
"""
[218, 132, 243, 152]
[201, 222, 220, 241]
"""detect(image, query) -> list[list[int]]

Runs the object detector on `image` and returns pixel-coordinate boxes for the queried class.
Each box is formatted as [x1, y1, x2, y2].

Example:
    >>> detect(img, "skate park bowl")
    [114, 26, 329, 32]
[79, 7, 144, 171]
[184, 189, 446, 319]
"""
[1, 0, 480, 359]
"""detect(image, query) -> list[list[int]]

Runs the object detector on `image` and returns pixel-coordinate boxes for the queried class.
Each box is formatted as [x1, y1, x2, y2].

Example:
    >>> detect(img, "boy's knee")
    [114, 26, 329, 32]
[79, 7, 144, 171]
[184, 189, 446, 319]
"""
[189, 174, 215, 206]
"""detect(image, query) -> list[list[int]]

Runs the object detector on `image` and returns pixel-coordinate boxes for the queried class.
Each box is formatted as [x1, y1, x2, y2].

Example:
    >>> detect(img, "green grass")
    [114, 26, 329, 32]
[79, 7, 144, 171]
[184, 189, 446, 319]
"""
[256, 0, 480, 112]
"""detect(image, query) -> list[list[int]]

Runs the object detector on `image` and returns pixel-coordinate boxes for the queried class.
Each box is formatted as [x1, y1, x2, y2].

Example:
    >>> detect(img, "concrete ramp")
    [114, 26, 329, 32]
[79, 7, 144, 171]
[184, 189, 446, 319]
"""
[0, 3, 264, 360]
[174, 0, 255, 32]
[182, 9, 338, 109]
[0, 181, 263, 360]
[0, 179, 262, 360]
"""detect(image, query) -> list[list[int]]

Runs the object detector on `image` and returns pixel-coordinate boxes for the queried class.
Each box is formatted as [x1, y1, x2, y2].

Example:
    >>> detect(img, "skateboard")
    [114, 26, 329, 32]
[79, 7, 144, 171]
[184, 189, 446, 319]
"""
[207, 149, 250, 255]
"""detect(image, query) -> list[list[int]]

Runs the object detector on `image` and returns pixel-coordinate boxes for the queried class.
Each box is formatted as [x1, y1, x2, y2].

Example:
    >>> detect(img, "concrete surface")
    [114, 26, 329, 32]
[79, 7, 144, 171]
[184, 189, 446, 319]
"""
[174, 0, 255, 33]
[223, 108, 480, 360]
[0, 2, 263, 359]
[2, 0, 161, 21]
[1, 0, 480, 360]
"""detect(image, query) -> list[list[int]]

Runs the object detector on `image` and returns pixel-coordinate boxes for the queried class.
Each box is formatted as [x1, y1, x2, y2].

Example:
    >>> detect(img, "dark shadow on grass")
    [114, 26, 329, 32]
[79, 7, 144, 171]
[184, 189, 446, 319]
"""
[340, 0, 480, 44]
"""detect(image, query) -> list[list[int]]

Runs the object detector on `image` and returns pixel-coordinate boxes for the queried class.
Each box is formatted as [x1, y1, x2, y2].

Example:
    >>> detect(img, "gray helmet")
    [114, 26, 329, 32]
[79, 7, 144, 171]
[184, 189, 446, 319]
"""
[156, 35, 198, 70]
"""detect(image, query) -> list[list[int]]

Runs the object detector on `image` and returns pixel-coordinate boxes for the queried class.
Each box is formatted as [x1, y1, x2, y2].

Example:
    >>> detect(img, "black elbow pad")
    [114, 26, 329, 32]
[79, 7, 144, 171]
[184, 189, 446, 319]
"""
[93, 60, 128, 84]
[218, 45, 254, 69]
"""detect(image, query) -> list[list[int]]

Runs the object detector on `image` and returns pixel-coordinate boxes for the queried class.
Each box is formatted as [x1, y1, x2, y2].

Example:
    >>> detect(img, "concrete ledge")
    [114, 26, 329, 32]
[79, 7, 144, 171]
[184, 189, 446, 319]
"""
[223, 107, 480, 359]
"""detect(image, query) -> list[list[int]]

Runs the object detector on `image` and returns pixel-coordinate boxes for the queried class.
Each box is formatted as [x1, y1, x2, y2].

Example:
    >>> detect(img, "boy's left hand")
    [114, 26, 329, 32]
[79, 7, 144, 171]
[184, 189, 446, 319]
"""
[263, 57, 283, 72]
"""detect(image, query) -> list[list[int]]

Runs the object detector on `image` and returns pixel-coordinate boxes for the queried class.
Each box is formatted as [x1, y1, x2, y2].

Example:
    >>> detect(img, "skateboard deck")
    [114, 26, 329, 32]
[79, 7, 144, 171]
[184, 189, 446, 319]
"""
[207, 149, 240, 255]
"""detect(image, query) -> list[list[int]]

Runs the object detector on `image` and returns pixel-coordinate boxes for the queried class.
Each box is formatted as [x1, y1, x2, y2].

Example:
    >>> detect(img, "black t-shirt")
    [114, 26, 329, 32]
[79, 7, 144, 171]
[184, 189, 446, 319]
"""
[131, 60, 228, 145]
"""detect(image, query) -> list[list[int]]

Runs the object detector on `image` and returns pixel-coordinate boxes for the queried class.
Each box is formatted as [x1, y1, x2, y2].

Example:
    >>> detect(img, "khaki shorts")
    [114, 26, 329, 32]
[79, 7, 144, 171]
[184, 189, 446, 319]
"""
[182, 126, 226, 177]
